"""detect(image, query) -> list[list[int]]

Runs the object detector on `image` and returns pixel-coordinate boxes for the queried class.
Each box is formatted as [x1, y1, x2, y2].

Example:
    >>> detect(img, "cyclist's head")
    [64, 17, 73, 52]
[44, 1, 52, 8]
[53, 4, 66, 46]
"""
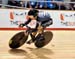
[28, 9, 39, 17]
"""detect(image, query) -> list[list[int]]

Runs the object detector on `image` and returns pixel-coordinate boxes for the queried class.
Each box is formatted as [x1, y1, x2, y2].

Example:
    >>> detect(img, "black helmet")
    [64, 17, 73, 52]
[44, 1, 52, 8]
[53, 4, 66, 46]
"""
[28, 9, 39, 17]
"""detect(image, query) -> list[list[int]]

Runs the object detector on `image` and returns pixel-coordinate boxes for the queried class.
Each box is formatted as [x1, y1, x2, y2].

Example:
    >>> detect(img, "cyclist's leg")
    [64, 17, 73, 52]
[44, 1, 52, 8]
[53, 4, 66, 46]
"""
[37, 26, 45, 40]
[37, 25, 44, 34]
[26, 29, 37, 44]
[30, 31, 37, 41]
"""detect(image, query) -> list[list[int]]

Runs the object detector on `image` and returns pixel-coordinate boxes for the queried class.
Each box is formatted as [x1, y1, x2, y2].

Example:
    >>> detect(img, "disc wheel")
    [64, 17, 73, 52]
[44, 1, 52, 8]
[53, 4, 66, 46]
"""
[35, 31, 53, 48]
[9, 32, 28, 49]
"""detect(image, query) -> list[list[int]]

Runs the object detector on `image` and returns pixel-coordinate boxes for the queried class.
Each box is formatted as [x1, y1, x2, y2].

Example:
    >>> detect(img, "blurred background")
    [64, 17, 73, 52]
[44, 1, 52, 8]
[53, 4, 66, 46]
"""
[0, 0, 75, 10]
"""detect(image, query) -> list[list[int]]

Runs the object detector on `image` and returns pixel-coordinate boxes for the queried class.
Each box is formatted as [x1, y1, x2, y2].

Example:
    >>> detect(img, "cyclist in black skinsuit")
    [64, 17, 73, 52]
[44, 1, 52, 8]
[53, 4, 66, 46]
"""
[19, 9, 53, 44]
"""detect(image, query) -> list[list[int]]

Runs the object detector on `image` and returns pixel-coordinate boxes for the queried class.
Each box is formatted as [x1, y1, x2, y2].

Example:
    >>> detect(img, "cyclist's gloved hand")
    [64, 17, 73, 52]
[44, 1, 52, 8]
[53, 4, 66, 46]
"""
[19, 23, 25, 28]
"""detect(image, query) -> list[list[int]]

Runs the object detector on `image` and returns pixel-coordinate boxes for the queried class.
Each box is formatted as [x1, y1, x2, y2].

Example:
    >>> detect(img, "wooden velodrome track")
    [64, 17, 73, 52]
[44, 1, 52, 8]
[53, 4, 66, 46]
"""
[0, 30, 75, 59]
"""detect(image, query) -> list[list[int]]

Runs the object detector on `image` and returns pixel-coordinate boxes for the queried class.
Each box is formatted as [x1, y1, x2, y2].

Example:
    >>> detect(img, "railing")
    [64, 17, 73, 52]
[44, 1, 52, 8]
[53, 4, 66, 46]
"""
[0, 1, 75, 10]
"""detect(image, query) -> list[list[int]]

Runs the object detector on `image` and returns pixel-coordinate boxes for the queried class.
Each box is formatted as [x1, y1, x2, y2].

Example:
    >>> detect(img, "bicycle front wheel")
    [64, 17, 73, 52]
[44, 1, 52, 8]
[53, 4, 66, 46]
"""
[9, 32, 28, 49]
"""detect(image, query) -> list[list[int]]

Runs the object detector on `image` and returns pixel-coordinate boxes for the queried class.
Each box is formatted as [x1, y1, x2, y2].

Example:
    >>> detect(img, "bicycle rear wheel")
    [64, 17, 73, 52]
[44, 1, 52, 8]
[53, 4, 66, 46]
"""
[35, 31, 53, 48]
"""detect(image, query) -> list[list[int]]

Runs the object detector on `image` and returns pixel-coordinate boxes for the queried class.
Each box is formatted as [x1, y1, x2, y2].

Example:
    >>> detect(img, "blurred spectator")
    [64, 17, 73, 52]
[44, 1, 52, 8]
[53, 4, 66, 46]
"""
[47, 0, 54, 9]
[65, 3, 73, 10]
[38, 0, 45, 9]
[8, 0, 23, 7]
[57, 2, 66, 10]
[27, 0, 38, 8]
[70, 3, 75, 10]
[60, 4, 66, 10]
[53, 3, 59, 10]
[22, 1, 27, 8]
[46, 0, 59, 10]
[8, 0, 16, 6]
[54, 0, 65, 10]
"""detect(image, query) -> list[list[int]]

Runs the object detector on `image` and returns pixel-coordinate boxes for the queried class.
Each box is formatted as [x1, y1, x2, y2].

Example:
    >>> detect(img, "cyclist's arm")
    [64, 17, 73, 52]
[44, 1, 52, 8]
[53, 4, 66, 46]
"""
[23, 15, 36, 26]
[19, 18, 31, 27]
[23, 18, 31, 26]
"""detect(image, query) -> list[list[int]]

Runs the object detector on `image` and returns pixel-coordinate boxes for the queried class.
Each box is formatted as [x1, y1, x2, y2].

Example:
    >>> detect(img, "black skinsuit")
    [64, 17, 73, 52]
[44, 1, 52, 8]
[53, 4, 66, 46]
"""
[22, 15, 53, 31]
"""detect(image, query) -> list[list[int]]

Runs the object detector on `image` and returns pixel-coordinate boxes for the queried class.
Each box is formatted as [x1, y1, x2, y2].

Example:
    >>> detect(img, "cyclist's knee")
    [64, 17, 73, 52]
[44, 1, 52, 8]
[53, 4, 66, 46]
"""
[32, 32, 37, 36]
